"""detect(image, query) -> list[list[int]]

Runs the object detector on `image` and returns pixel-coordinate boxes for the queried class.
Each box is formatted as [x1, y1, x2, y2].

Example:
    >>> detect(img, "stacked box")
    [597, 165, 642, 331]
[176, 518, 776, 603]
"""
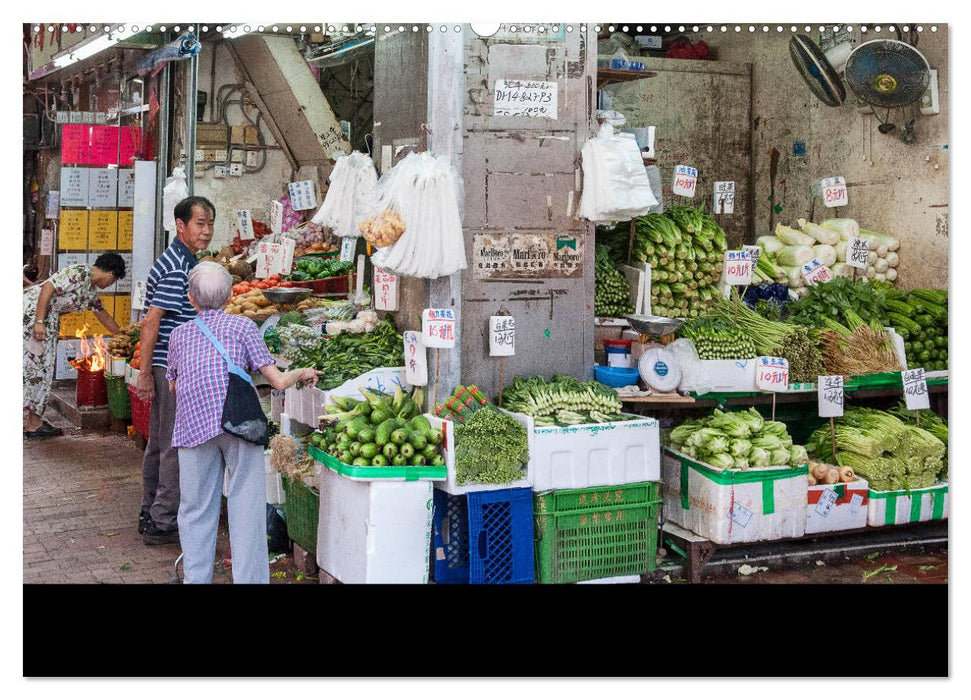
[867, 482, 948, 527]
[805, 478, 869, 534]
[429, 414, 531, 496]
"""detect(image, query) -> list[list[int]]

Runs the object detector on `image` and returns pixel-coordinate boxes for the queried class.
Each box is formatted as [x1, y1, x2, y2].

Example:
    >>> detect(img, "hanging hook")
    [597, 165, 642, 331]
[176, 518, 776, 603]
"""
[364, 132, 373, 156]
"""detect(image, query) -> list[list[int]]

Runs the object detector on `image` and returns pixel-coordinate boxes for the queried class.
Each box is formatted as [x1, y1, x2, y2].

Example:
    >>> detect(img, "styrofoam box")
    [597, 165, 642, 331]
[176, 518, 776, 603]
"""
[126, 364, 139, 386]
[315, 464, 434, 583]
[661, 446, 808, 545]
[867, 482, 948, 527]
[506, 411, 660, 491]
[805, 477, 869, 535]
[429, 413, 531, 496]
[695, 359, 757, 394]
[284, 366, 409, 427]
[222, 450, 286, 505]
[577, 575, 642, 584]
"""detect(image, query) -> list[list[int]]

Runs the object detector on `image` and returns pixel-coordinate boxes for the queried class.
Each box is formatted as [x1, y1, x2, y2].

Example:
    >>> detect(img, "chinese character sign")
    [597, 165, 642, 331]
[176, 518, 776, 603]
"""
[340, 237, 356, 262]
[673, 165, 698, 197]
[493, 80, 558, 119]
[374, 269, 399, 312]
[288, 180, 317, 211]
[714, 181, 735, 214]
[236, 210, 255, 241]
[846, 236, 869, 270]
[902, 368, 930, 410]
[723, 250, 753, 286]
[489, 316, 516, 357]
[756, 356, 790, 392]
[403, 331, 429, 386]
[422, 308, 456, 349]
[802, 259, 833, 286]
[270, 201, 284, 235]
[818, 375, 844, 418]
[742, 244, 761, 267]
[255, 239, 295, 278]
[821, 177, 848, 207]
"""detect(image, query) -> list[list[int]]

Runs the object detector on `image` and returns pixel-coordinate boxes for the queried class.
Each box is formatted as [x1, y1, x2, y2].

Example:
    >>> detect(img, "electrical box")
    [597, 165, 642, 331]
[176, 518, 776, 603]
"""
[245, 150, 260, 167]
[230, 125, 247, 145]
[230, 150, 245, 163]
[213, 165, 227, 178]
[229, 163, 243, 177]
[244, 126, 259, 145]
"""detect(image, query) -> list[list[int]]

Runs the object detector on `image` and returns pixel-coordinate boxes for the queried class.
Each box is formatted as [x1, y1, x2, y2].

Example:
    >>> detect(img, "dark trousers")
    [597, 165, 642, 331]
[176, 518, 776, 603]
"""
[141, 366, 180, 530]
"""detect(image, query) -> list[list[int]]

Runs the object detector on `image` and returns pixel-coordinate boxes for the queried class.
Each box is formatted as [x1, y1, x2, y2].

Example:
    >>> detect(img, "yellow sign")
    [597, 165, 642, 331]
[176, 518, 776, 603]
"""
[59, 312, 85, 337]
[117, 211, 134, 250]
[58, 210, 88, 250]
[113, 294, 131, 327]
[88, 211, 118, 250]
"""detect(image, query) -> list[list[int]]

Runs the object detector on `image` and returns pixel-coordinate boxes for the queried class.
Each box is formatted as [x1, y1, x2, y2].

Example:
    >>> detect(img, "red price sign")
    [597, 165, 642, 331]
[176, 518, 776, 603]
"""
[422, 308, 456, 349]
[756, 356, 790, 392]
[255, 239, 295, 278]
[403, 331, 428, 386]
[802, 259, 833, 286]
[374, 269, 399, 311]
[672, 165, 698, 197]
[723, 250, 753, 285]
[821, 177, 848, 207]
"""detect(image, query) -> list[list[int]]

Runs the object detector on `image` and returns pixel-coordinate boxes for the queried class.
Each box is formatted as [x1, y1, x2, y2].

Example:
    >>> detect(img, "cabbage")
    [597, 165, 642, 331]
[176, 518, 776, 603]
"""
[748, 447, 771, 469]
[757, 235, 786, 255]
[820, 218, 859, 240]
[752, 435, 786, 452]
[835, 241, 847, 261]
[799, 219, 840, 245]
[775, 224, 815, 247]
[770, 448, 792, 466]
[730, 439, 753, 458]
[709, 409, 754, 438]
[704, 435, 731, 456]
[789, 444, 809, 467]
[777, 245, 815, 267]
[761, 421, 789, 438]
[732, 456, 750, 471]
[707, 453, 735, 470]
[812, 244, 837, 267]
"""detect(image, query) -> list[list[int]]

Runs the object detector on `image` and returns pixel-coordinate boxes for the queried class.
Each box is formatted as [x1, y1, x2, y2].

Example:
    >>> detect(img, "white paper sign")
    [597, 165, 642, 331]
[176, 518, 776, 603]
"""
[270, 201, 284, 235]
[731, 503, 753, 528]
[489, 315, 516, 357]
[236, 210, 255, 241]
[57, 252, 87, 270]
[815, 488, 839, 518]
[40, 227, 55, 256]
[340, 236, 356, 262]
[131, 280, 148, 310]
[403, 331, 428, 386]
[374, 268, 399, 311]
[60, 167, 89, 207]
[493, 79, 558, 119]
[756, 356, 790, 392]
[902, 368, 930, 410]
[846, 236, 869, 270]
[422, 308, 456, 349]
[88, 168, 118, 208]
[802, 259, 833, 286]
[672, 165, 698, 197]
[714, 181, 735, 214]
[46, 191, 61, 220]
[821, 177, 848, 207]
[849, 493, 864, 514]
[118, 169, 135, 207]
[724, 250, 753, 286]
[255, 239, 296, 278]
[818, 375, 844, 418]
[115, 253, 133, 292]
[288, 180, 317, 211]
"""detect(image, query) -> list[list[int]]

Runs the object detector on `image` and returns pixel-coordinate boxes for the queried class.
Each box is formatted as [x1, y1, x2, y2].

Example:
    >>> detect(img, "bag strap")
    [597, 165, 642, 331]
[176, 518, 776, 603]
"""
[193, 317, 254, 386]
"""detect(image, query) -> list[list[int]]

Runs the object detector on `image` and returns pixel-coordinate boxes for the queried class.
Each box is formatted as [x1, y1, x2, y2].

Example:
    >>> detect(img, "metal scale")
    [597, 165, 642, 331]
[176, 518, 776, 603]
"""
[626, 315, 685, 395]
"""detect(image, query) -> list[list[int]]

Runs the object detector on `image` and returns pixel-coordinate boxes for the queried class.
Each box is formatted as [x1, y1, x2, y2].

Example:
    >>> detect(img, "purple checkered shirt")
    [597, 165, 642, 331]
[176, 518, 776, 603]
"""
[166, 309, 275, 448]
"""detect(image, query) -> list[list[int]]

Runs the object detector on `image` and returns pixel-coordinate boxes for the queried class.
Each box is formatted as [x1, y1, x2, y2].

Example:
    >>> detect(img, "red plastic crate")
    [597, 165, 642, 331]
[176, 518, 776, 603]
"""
[127, 385, 151, 438]
[292, 273, 353, 296]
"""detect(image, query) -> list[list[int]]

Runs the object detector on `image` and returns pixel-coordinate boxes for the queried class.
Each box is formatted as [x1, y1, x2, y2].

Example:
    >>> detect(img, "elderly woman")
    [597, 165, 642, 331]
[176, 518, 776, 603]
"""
[23, 253, 126, 437]
[166, 262, 318, 584]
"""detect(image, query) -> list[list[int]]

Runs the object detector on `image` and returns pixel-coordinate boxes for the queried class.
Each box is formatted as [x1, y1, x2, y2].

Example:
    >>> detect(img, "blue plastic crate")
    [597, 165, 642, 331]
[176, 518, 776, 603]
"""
[432, 489, 470, 584]
[468, 488, 536, 584]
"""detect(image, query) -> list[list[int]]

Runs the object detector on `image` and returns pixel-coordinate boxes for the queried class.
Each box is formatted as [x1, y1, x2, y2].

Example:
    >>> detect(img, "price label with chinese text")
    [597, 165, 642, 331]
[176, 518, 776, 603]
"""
[714, 181, 735, 214]
[489, 315, 516, 357]
[270, 201, 284, 235]
[255, 239, 295, 278]
[422, 308, 456, 349]
[131, 281, 148, 310]
[340, 236, 356, 262]
[731, 503, 754, 528]
[236, 210, 255, 241]
[902, 368, 930, 410]
[403, 331, 428, 386]
[742, 244, 761, 267]
[815, 488, 839, 518]
[802, 259, 833, 286]
[288, 180, 317, 211]
[818, 375, 844, 418]
[41, 226, 55, 256]
[756, 356, 790, 392]
[846, 236, 869, 270]
[821, 177, 848, 207]
[374, 269, 399, 311]
[724, 250, 753, 286]
[672, 165, 698, 197]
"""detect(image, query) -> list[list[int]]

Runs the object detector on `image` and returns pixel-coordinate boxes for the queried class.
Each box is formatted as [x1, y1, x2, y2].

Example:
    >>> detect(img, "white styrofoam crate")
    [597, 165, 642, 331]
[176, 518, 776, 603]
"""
[805, 477, 869, 534]
[661, 446, 808, 545]
[577, 575, 642, 584]
[222, 450, 286, 505]
[106, 356, 128, 377]
[506, 411, 660, 491]
[867, 482, 948, 527]
[429, 413, 532, 496]
[695, 359, 758, 394]
[284, 366, 409, 427]
[315, 465, 434, 583]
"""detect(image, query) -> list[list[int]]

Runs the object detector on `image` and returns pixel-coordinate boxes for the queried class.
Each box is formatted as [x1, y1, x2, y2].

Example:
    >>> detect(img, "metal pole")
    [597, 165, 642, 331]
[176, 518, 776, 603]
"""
[155, 63, 171, 256]
[186, 48, 199, 197]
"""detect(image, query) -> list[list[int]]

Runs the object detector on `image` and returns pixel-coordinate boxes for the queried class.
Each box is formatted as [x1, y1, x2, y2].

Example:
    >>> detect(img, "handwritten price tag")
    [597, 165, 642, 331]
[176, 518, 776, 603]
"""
[403, 331, 428, 386]
[821, 177, 848, 207]
[422, 308, 456, 349]
[756, 356, 790, 392]
[724, 250, 753, 286]
[494, 79, 558, 119]
[374, 268, 399, 311]
[815, 488, 839, 518]
[742, 244, 761, 267]
[270, 201, 284, 235]
[672, 165, 698, 197]
[288, 180, 317, 211]
[902, 368, 930, 410]
[802, 259, 833, 286]
[489, 315, 516, 357]
[818, 375, 844, 418]
[236, 210, 255, 241]
[340, 237, 356, 263]
[846, 236, 869, 270]
[714, 181, 735, 214]
[131, 281, 148, 310]
[255, 239, 295, 278]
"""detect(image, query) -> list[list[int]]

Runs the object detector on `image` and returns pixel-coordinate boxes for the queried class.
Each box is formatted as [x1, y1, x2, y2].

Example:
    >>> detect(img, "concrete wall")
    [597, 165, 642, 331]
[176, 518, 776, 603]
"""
[711, 27, 949, 289]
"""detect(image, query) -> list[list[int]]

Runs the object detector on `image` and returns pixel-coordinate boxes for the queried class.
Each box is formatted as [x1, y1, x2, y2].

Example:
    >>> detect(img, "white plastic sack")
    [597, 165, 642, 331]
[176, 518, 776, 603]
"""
[669, 338, 712, 396]
[578, 124, 657, 224]
[312, 151, 378, 238]
[162, 166, 189, 232]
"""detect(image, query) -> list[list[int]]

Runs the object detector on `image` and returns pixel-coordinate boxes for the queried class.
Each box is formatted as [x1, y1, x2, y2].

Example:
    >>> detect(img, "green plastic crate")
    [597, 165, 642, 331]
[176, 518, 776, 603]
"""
[281, 475, 319, 554]
[533, 482, 661, 584]
[105, 374, 130, 420]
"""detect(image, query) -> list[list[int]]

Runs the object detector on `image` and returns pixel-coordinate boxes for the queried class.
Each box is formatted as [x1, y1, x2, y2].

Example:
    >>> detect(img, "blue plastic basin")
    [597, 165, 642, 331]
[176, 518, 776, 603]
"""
[594, 365, 641, 388]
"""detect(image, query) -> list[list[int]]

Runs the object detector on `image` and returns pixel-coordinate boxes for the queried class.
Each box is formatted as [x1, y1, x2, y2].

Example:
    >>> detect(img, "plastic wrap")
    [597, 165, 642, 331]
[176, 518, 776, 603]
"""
[578, 124, 658, 224]
[312, 151, 378, 238]
[668, 338, 713, 395]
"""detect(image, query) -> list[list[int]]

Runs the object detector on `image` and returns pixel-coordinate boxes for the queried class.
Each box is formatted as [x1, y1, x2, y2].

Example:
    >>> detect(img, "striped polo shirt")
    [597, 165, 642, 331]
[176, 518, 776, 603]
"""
[145, 238, 199, 368]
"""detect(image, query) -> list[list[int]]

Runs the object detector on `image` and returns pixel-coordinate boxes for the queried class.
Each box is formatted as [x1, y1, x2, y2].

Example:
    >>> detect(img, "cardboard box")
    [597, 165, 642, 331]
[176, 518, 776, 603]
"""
[429, 413, 532, 496]
[867, 482, 948, 527]
[594, 319, 627, 353]
[805, 477, 869, 534]
[661, 446, 808, 545]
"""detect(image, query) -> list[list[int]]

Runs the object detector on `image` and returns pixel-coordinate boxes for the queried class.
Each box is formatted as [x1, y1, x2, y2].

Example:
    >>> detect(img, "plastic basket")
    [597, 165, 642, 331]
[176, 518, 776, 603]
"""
[533, 482, 661, 584]
[292, 273, 353, 296]
[282, 475, 319, 554]
[468, 488, 535, 584]
[127, 385, 151, 438]
[432, 489, 470, 584]
[106, 374, 131, 420]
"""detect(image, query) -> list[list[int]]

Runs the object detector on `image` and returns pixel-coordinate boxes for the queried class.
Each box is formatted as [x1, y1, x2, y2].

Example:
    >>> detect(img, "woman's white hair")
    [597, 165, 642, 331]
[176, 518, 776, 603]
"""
[188, 261, 233, 310]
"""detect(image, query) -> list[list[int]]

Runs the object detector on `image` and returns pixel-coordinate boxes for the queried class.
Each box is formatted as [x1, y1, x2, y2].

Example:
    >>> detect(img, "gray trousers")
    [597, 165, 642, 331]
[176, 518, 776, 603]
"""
[178, 432, 269, 584]
[141, 366, 180, 530]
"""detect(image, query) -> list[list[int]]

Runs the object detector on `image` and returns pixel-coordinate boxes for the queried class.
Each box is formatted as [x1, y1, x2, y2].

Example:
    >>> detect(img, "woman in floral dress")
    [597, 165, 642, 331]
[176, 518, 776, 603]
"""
[23, 253, 126, 437]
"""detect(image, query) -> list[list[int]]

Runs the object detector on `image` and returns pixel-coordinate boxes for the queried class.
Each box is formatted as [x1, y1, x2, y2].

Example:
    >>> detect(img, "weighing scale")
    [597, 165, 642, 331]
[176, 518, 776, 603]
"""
[626, 315, 685, 395]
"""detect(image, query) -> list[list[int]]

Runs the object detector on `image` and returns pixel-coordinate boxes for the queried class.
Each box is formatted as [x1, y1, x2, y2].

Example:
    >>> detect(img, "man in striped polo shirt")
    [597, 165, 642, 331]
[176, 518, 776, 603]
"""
[135, 196, 215, 545]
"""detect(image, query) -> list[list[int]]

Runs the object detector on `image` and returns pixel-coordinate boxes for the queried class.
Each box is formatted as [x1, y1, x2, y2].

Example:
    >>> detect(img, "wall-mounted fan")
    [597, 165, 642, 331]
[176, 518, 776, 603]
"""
[790, 35, 932, 144]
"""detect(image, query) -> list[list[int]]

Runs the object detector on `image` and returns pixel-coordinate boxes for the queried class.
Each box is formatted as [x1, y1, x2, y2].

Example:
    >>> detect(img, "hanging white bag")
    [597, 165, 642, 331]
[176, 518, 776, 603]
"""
[162, 166, 189, 232]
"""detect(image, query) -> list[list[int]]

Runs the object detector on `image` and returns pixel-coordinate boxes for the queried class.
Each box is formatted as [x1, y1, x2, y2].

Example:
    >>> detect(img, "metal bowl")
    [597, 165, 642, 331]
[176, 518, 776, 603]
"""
[626, 314, 684, 336]
[261, 287, 311, 305]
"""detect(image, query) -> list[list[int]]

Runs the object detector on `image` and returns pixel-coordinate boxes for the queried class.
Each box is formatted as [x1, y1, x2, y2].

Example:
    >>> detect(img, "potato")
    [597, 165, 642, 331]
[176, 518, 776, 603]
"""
[255, 296, 272, 308]
[243, 310, 257, 318]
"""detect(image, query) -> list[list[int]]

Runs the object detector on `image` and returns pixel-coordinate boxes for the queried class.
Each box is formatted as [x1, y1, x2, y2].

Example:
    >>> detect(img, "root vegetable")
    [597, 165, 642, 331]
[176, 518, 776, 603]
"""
[868, 251, 878, 265]
[874, 258, 889, 274]
[839, 466, 856, 483]
[876, 244, 889, 258]
[875, 273, 887, 282]
[811, 462, 831, 481]
[824, 468, 840, 485]
[866, 266, 877, 279]
[807, 474, 817, 486]
[886, 268, 898, 282]
[886, 251, 899, 268]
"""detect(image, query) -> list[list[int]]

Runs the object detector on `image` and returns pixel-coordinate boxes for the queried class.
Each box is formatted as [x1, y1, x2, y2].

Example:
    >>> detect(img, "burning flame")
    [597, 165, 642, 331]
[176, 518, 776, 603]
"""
[69, 325, 108, 373]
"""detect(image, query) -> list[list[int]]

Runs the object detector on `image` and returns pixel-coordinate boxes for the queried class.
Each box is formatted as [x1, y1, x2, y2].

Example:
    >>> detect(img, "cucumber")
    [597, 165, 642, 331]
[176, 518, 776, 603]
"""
[410, 416, 432, 434]
[392, 454, 409, 467]
[426, 429, 443, 446]
[884, 299, 914, 316]
[369, 409, 389, 426]
[348, 441, 362, 457]
[359, 443, 380, 460]
[374, 419, 399, 446]
[371, 455, 388, 467]
[410, 455, 427, 467]
[352, 457, 370, 467]
[409, 431, 428, 451]
[357, 429, 375, 445]
[430, 455, 446, 467]
[421, 443, 439, 460]
[400, 443, 415, 459]
[339, 451, 353, 464]
[390, 429, 409, 445]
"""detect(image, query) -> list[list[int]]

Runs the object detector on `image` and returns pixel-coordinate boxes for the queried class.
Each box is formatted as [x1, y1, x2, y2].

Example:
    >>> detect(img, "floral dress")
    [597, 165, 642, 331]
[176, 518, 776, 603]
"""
[23, 265, 105, 415]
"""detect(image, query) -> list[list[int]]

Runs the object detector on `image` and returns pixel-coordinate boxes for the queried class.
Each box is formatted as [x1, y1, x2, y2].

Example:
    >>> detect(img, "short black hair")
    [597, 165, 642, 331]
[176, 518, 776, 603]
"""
[174, 196, 216, 225]
[93, 252, 126, 280]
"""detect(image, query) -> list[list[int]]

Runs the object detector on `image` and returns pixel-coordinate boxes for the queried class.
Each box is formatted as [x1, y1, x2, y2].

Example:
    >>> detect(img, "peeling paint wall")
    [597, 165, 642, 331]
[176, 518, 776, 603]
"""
[711, 27, 948, 289]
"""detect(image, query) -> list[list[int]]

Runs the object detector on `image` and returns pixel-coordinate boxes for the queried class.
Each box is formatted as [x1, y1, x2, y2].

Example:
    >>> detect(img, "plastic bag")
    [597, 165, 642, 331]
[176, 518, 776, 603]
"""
[312, 151, 378, 238]
[266, 505, 289, 555]
[578, 124, 657, 224]
[668, 338, 712, 395]
[162, 166, 189, 232]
